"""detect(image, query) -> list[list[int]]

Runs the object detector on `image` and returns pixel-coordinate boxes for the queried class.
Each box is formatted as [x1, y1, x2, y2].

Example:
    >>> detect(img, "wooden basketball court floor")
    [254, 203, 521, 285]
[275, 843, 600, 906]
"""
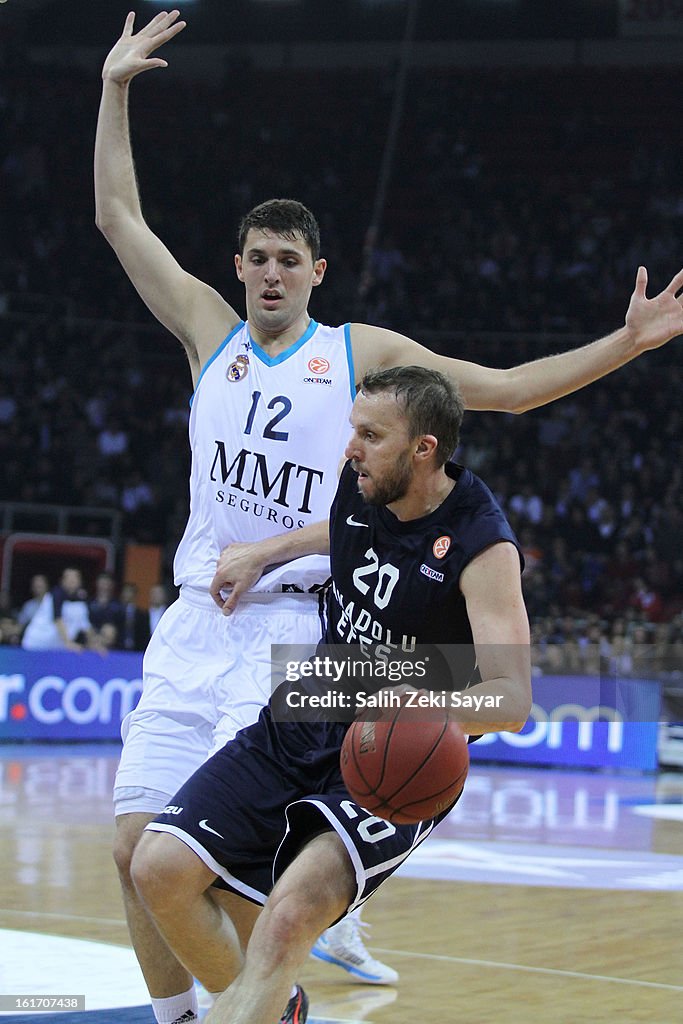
[1, 742, 682, 1024]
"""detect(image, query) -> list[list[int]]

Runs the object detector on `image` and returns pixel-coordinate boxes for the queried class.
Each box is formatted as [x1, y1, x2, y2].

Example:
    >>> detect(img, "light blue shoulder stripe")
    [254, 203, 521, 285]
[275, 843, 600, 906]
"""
[249, 319, 319, 366]
[189, 321, 245, 407]
[343, 323, 356, 403]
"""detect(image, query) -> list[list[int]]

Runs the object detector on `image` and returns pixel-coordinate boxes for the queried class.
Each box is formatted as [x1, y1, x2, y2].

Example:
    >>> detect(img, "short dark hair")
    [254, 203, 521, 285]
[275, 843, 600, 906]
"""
[238, 199, 321, 260]
[360, 366, 464, 466]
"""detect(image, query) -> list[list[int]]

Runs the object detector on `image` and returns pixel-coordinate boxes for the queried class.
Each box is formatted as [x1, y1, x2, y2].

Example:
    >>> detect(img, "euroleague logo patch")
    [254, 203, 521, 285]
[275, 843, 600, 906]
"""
[433, 535, 451, 559]
[308, 356, 330, 375]
[304, 355, 332, 386]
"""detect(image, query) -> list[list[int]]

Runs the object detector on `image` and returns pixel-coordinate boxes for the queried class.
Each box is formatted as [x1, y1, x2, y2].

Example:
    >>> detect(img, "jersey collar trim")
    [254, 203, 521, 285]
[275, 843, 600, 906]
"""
[247, 319, 319, 366]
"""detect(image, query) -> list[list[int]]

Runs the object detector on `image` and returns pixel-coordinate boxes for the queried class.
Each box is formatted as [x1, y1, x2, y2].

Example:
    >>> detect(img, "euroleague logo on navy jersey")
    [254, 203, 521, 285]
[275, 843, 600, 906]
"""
[433, 536, 451, 559]
[419, 535, 451, 583]
[303, 356, 332, 386]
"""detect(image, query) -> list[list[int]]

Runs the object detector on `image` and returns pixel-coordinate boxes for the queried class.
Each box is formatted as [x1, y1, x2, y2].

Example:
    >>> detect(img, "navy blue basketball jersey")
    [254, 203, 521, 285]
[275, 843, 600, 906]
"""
[325, 460, 522, 661]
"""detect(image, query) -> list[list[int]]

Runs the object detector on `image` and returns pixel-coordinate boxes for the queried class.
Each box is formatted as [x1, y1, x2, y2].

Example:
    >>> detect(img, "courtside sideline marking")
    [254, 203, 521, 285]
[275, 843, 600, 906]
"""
[631, 804, 683, 821]
[3, 914, 680, 993]
[372, 947, 683, 992]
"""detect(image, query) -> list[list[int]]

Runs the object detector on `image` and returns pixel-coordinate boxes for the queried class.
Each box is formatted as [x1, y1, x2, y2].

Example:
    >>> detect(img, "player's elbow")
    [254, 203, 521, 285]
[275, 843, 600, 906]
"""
[501, 718, 529, 734]
[465, 368, 529, 415]
[499, 366, 555, 415]
[94, 198, 137, 241]
[486, 366, 539, 415]
[95, 207, 116, 239]
[496, 681, 532, 733]
[506, 694, 533, 732]
[95, 206, 120, 239]
[500, 382, 535, 416]
[94, 190, 113, 234]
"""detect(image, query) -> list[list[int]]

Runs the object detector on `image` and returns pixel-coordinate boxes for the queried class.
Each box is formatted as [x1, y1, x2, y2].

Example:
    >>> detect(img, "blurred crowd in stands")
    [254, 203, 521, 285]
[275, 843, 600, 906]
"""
[0, 568, 169, 654]
[1, 54, 682, 672]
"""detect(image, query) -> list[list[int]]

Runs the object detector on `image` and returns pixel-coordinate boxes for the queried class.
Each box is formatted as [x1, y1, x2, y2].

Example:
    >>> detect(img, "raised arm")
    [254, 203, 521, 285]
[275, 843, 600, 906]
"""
[94, 11, 238, 381]
[351, 266, 683, 413]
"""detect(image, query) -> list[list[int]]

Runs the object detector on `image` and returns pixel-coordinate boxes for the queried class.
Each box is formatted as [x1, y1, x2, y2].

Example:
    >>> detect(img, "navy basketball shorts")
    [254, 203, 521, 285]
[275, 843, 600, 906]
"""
[145, 704, 455, 914]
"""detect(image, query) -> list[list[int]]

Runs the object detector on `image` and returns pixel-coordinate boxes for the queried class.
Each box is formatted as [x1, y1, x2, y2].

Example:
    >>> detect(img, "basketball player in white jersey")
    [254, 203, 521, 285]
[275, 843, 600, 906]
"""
[95, 12, 683, 1024]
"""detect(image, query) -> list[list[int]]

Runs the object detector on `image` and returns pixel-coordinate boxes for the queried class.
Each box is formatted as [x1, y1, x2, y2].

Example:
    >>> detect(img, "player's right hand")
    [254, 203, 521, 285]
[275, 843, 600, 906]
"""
[102, 10, 186, 84]
[210, 542, 270, 615]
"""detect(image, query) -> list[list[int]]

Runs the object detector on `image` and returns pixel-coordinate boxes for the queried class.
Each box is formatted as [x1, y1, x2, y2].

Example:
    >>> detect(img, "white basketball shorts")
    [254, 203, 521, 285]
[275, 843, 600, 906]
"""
[113, 586, 322, 816]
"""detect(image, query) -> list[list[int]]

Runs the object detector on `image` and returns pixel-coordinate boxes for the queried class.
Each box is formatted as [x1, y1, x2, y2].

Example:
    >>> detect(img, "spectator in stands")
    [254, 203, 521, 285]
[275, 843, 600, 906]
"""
[0, 616, 22, 646]
[577, 621, 610, 675]
[21, 567, 94, 651]
[118, 582, 149, 652]
[121, 468, 154, 515]
[568, 457, 601, 502]
[16, 573, 50, 631]
[89, 571, 123, 634]
[629, 576, 665, 624]
[0, 590, 22, 646]
[97, 416, 129, 459]
[92, 621, 120, 652]
[509, 483, 544, 525]
[563, 502, 602, 555]
[607, 632, 634, 678]
[630, 623, 657, 677]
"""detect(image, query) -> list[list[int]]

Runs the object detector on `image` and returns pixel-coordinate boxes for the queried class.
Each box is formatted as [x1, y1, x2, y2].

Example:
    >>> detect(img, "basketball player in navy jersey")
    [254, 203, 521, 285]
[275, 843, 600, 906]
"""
[131, 366, 531, 1024]
[95, 12, 683, 1024]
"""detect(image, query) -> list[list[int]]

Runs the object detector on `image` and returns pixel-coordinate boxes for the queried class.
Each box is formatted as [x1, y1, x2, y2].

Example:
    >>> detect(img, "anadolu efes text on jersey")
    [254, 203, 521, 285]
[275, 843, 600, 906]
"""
[173, 321, 355, 592]
[325, 460, 523, 662]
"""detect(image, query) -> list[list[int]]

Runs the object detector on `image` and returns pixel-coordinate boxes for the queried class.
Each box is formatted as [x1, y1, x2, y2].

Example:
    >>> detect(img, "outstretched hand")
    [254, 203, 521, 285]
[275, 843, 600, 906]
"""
[625, 266, 683, 353]
[102, 10, 186, 84]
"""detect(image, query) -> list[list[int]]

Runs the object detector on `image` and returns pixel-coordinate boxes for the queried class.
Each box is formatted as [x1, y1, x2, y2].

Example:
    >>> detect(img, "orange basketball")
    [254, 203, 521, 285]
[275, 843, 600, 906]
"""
[340, 698, 469, 825]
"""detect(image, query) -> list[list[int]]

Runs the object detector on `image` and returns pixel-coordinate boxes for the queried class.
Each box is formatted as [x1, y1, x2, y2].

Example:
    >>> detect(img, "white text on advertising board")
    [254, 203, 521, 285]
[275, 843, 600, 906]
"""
[0, 674, 142, 725]
[476, 702, 625, 752]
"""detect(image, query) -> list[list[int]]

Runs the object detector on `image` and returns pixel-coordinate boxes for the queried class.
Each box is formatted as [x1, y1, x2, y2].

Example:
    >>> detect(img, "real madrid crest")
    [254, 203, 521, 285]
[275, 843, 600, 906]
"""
[227, 354, 249, 382]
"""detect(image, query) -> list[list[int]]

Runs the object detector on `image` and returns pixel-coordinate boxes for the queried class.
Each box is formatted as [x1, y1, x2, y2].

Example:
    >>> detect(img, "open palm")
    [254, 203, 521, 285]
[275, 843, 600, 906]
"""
[102, 10, 186, 84]
[625, 266, 683, 352]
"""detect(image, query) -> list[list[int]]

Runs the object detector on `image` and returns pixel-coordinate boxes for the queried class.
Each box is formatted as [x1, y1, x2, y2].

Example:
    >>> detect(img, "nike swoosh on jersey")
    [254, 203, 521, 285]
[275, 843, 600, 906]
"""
[199, 819, 224, 839]
[346, 515, 368, 528]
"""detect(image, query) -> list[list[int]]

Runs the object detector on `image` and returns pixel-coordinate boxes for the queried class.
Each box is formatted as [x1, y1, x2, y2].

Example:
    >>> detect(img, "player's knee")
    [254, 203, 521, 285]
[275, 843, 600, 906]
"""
[265, 887, 336, 953]
[131, 832, 199, 916]
[112, 807, 163, 881]
[112, 816, 147, 881]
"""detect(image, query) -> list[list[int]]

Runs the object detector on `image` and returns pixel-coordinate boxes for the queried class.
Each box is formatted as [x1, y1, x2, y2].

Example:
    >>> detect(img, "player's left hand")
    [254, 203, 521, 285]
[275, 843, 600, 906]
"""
[210, 542, 269, 614]
[625, 266, 683, 352]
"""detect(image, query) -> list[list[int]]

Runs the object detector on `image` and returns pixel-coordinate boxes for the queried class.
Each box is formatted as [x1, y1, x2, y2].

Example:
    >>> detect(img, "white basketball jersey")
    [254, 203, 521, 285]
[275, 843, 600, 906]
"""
[173, 319, 355, 592]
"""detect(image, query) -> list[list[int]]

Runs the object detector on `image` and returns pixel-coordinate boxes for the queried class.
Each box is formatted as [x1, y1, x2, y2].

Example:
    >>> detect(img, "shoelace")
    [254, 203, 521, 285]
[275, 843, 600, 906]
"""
[336, 916, 375, 957]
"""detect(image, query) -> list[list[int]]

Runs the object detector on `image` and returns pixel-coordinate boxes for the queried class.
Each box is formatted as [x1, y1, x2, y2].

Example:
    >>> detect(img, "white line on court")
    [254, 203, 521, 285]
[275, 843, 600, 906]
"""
[3, 914, 681, 996]
[0, 909, 126, 927]
[372, 946, 683, 993]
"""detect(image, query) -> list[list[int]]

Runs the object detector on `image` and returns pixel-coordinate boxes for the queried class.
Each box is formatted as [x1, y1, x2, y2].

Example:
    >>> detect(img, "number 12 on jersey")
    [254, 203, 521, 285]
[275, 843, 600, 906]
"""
[243, 391, 292, 441]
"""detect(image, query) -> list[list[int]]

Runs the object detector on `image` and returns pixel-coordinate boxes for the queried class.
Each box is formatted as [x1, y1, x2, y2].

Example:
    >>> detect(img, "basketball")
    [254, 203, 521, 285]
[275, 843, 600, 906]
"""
[340, 693, 469, 825]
